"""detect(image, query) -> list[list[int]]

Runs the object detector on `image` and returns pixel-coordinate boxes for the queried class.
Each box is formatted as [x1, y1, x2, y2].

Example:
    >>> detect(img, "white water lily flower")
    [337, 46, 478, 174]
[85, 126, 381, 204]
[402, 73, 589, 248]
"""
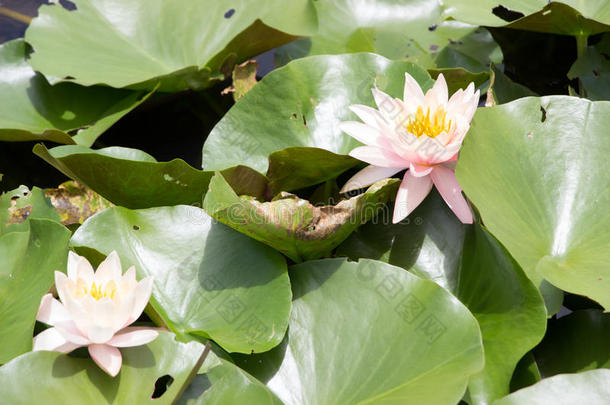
[33, 251, 157, 377]
[340, 73, 479, 224]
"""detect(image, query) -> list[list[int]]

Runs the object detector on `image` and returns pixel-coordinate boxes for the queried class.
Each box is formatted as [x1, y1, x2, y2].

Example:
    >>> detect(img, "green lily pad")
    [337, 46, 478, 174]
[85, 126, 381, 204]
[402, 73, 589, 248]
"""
[337, 191, 546, 404]
[33, 144, 268, 209]
[0, 39, 149, 146]
[247, 258, 483, 404]
[179, 351, 283, 405]
[24, 0, 317, 91]
[274, 2, 501, 72]
[203, 172, 399, 262]
[568, 33, 610, 100]
[266, 147, 359, 193]
[0, 186, 61, 235]
[493, 369, 610, 405]
[71, 205, 291, 354]
[0, 219, 70, 364]
[202, 53, 434, 174]
[428, 68, 489, 97]
[445, 1, 610, 36]
[0, 331, 208, 404]
[457, 96, 610, 310]
[534, 310, 610, 377]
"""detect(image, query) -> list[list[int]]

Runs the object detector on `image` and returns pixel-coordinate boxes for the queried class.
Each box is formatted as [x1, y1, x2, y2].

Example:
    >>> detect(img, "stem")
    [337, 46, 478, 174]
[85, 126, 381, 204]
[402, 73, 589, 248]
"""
[0, 7, 32, 24]
[171, 341, 212, 405]
[575, 34, 588, 98]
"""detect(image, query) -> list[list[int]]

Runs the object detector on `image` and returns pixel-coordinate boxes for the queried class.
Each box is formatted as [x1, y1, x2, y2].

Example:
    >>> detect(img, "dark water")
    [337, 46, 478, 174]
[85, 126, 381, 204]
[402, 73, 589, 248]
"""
[0, 0, 46, 43]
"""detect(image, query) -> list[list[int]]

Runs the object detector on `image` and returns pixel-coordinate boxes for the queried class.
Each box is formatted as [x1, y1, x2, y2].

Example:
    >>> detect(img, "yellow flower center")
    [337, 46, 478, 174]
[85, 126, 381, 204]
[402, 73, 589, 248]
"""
[75, 279, 117, 301]
[405, 106, 451, 138]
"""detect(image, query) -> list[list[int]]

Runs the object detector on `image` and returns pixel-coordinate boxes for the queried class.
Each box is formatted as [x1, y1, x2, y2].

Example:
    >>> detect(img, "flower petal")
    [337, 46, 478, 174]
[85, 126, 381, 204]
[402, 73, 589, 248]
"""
[33, 327, 81, 353]
[54, 320, 91, 345]
[95, 251, 122, 285]
[424, 73, 448, 109]
[89, 344, 122, 377]
[349, 146, 410, 168]
[340, 165, 403, 193]
[409, 163, 434, 177]
[403, 72, 425, 104]
[36, 294, 71, 326]
[339, 121, 385, 147]
[88, 325, 117, 344]
[67, 251, 94, 283]
[392, 171, 433, 223]
[107, 327, 159, 348]
[348, 104, 390, 130]
[128, 276, 154, 325]
[54, 271, 71, 304]
[431, 165, 473, 224]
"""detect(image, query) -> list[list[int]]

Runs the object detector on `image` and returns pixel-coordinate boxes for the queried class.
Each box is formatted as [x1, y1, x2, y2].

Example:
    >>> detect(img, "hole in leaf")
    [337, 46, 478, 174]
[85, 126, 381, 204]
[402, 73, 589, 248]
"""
[448, 39, 463, 45]
[133, 225, 140, 230]
[63, 76, 75, 80]
[428, 24, 437, 31]
[593, 70, 600, 77]
[429, 45, 438, 51]
[224, 9, 235, 18]
[151, 375, 174, 399]
[302, 115, 307, 126]
[58, 0, 77, 10]
[492, 5, 525, 22]
[540, 106, 547, 122]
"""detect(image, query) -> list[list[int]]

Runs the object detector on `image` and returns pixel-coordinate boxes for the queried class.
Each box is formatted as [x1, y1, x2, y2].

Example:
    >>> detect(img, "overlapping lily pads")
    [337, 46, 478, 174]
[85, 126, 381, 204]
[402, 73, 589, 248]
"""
[0, 39, 148, 146]
[0, 186, 60, 235]
[34, 144, 268, 209]
[445, 1, 610, 36]
[457, 96, 610, 310]
[0, 219, 70, 364]
[534, 310, 610, 377]
[0, 331, 207, 404]
[25, 0, 317, 91]
[202, 53, 434, 175]
[71, 205, 291, 354]
[337, 191, 547, 404]
[568, 33, 610, 100]
[241, 258, 484, 404]
[180, 351, 283, 405]
[203, 172, 399, 262]
[493, 369, 610, 405]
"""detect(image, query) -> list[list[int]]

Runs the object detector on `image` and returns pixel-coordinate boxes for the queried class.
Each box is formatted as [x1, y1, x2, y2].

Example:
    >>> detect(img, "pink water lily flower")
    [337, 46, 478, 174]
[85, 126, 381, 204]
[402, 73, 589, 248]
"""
[340, 73, 479, 224]
[33, 251, 158, 377]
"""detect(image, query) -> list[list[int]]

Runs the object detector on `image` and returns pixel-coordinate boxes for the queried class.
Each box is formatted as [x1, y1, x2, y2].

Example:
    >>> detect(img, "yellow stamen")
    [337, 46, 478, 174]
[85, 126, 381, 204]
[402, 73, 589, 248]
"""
[75, 280, 117, 301]
[405, 106, 451, 138]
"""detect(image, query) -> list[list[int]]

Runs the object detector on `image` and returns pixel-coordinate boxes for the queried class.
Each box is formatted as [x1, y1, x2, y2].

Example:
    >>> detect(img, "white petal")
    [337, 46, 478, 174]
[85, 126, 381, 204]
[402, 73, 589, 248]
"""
[424, 73, 448, 110]
[36, 294, 71, 326]
[349, 146, 410, 168]
[70, 252, 94, 283]
[33, 327, 81, 353]
[107, 327, 159, 348]
[339, 121, 385, 147]
[128, 277, 154, 325]
[53, 320, 91, 345]
[54, 271, 71, 304]
[392, 171, 433, 223]
[340, 165, 404, 193]
[403, 72, 425, 103]
[89, 344, 122, 377]
[95, 251, 122, 285]
[349, 104, 389, 130]
[88, 325, 117, 344]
